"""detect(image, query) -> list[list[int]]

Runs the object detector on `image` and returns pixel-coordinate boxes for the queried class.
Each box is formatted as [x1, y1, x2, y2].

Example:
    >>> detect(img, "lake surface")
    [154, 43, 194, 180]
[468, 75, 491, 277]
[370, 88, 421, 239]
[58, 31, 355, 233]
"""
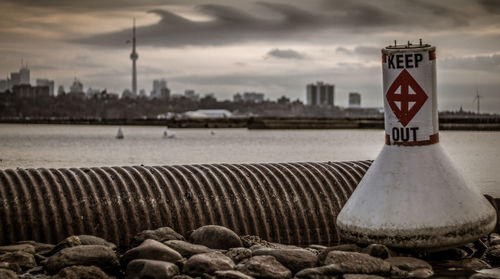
[0, 124, 498, 197]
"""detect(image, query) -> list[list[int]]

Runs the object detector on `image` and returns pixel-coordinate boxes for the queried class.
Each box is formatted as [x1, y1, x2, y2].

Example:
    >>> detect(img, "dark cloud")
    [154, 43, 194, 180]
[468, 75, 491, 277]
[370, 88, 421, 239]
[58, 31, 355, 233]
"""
[477, 0, 500, 14]
[73, 0, 488, 48]
[266, 49, 306, 59]
[335, 46, 380, 56]
[440, 54, 500, 72]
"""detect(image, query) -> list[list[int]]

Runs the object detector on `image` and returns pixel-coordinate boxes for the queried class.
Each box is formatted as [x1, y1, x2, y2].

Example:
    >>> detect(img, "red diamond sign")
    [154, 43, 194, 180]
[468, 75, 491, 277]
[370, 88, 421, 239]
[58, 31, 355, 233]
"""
[386, 69, 428, 127]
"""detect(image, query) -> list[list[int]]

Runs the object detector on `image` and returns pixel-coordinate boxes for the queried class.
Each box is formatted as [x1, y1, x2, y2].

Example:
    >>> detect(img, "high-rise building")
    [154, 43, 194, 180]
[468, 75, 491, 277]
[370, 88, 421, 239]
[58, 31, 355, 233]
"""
[151, 79, 169, 99]
[69, 78, 84, 94]
[242, 92, 265, 103]
[10, 72, 20, 88]
[36, 79, 55, 96]
[348, 92, 361, 108]
[306, 81, 334, 106]
[19, 65, 30, 85]
[12, 84, 49, 98]
[130, 18, 138, 95]
[57, 85, 65, 95]
[0, 79, 8, 92]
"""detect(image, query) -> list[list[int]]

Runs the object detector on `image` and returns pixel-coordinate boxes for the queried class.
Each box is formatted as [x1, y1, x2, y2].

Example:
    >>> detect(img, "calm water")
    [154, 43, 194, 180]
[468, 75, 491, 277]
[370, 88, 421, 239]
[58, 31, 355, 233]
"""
[0, 124, 498, 197]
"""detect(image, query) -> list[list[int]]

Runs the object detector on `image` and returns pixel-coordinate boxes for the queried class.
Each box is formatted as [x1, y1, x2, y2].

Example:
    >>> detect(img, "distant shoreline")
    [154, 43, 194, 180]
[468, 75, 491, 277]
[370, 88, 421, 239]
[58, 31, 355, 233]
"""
[1, 117, 500, 131]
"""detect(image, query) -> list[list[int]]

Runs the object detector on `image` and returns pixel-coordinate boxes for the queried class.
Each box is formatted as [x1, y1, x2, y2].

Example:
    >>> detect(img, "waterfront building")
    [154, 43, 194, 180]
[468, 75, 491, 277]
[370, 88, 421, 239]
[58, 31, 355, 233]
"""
[69, 78, 84, 94]
[12, 84, 49, 98]
[151, 79, 169, 99]
[243, 92, 265, 103]
[184, 109, 232, 119]
[19, 65, 30, 84]
[36, 79, 55, 96]
[184, 90, 199, 101]
[348, 92, 361, 108]
[306, 81, 334, 106]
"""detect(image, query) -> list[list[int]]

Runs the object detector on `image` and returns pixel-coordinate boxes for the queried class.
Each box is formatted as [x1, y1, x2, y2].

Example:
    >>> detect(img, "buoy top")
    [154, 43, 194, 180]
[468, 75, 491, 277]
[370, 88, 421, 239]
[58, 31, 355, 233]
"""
[381, 42, 438, 146]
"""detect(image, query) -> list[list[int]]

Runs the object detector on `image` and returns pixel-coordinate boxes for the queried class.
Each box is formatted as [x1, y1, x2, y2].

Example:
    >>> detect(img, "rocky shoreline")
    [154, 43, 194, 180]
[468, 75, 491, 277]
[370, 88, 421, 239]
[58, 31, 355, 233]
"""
[0, 225, 499, 279]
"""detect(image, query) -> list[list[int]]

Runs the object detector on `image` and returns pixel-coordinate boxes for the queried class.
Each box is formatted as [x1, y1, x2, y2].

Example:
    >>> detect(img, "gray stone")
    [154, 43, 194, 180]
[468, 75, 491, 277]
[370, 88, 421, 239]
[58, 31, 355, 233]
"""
[318, 244, 362, 264]
[442, 258, 491, 271]
[49, 235, 116, 256]
[385, 256, 432, 271]
[295, 264, 343, 278]
[183, 252, 235, 276]
[121, 239, 183, 267]
[407, 268, 434, 278]
[252, 247, 317, 273]
[323, 251, 391, 275]
[471, 268, 500, 279]
[126, 259, 179, 279]
[17, 241, 54, 255]
[0, 244, 35, 254]
[240, 235, 273, 248]
[131, 227, 184, 248]
[171, 275, 195, 279]
[486, 245, 500, 264]
[343, 275, 385, 279]
[363, 244, 392, 259]
[225, 248, 252, 263]
[308, 245, 327, 251]
[0, 251, 36, 270]
[215, 270, 255, 279]
[0, 269, 18, 279]
[164, 240, 212, 257]
[52, 265, 110, 279]
[489, 234, 500, 247]
[0, 261, 22, 273]
[189, 225, 242, 250]
[46, 245, 119, 273]
[235, 255, 291, 279]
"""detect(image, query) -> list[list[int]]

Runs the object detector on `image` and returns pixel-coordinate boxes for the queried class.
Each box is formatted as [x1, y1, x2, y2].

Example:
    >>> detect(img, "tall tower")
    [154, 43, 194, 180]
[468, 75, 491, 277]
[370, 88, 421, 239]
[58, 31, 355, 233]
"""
[130, 18, 138, 95]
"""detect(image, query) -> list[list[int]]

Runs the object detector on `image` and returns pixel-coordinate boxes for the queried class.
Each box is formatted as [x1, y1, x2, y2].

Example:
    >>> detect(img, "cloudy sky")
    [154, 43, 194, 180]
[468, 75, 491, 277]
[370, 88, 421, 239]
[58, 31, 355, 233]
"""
[1, 0, 499, 112]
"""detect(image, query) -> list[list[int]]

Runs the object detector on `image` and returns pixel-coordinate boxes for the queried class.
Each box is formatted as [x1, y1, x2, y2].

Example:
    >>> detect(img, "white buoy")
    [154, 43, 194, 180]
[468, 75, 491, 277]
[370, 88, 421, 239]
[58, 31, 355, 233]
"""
[336, 41, 497, 250]
[116, 127, 124, 139]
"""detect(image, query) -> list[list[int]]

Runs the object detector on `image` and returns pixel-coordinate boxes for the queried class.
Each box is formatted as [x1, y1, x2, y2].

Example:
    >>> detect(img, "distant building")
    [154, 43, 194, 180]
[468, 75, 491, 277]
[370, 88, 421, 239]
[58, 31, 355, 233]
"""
[86, 87, 101, 98]
[19, 66, 30, 85]
[184, 90, 199, 101]
[348, 92, 361, 108]
[0, 79, 8, 92]
[10, 72, 20, 88]
[184, 109, 232, 119]
[233, 93, 243, 103]
[243, 92, 265, 103]
[57, 85, 65, 95]
[306, 81, 334, 106]
[36, 79, 55, 96]
[69, 78, 84, 94]
[151, 79, 170, 99]
[121, 88, 136, 99]
[139, 89, 147, 98]
[12, 84, 49, 98]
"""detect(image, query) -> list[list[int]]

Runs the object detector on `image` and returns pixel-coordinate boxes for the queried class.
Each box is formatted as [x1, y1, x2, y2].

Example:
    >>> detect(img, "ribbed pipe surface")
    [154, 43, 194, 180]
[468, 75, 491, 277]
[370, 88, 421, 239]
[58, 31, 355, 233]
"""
[0, 161, 372, 248]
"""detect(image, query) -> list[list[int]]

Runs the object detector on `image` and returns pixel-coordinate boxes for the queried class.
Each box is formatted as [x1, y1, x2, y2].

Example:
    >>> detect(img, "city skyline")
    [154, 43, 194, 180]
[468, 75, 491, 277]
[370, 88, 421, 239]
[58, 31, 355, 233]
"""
[0, 0, 499, 112]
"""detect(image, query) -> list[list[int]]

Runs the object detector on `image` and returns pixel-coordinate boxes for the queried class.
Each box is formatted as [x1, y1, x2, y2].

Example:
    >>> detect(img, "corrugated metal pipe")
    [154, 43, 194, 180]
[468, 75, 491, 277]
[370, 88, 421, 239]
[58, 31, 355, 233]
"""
[0, 161, 372, 248]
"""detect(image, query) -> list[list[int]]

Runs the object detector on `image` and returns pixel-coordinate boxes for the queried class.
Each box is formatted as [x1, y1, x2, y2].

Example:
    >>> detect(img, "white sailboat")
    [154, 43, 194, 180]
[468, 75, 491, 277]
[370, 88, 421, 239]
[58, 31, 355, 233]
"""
[116, 127, 124, 139]
[163, 126, 175, 139]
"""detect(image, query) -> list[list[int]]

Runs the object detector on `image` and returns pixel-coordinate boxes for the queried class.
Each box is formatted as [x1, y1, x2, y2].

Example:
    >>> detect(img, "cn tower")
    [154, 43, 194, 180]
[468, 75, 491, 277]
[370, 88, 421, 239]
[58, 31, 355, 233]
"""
[130, 18, 138, 95]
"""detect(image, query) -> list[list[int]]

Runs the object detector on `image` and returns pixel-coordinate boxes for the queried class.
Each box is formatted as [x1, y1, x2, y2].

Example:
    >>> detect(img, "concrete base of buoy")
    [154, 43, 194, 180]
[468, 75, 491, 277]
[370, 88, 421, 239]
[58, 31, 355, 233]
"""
[336, 143, 497, 251]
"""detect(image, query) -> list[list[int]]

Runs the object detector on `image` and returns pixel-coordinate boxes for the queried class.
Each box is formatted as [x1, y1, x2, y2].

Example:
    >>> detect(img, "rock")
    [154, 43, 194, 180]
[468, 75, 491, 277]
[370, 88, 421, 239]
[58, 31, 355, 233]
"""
[215, 270, 255, 279]
[471, 268, 500, 279]
[0, 244, 35, 254]
[52, 265, 110, 279]
[343, 275, 385, 279]
[164, 240, 212, 257]
[425, 247, 468, 260]
[295, 264, 343, 278]
[46, 245, 119, 274]
[189, 225, 242, 250]
[225, 248, 252, 263]
[385, 256, 432, 271]
[308, 245, 327, 251]
[126, 259, 179, 279]
[485, 245, 500, 264]
[131, 227, 184, 248]
[442, 258, 491, 271]
[182, 252, 235, 276]
[121, 239, 183, 267]
[17, 241, 55, 255]
[407, 268, 434, 278]
[235, 255, 291, 279]
[0, 269, 18, 279]
[252, 247, 317, 273]
[323, 251, 391, 275]
[171, 275, 195, 279]
[0, 261, 22, 273]
[489, 234, 500, 247]
[49, 235, 116, 256]
[0, 251, 36, 270]
[363, 244, 392, 259]
[240, 235, 272, 248]
[318, 244, 362, 264]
